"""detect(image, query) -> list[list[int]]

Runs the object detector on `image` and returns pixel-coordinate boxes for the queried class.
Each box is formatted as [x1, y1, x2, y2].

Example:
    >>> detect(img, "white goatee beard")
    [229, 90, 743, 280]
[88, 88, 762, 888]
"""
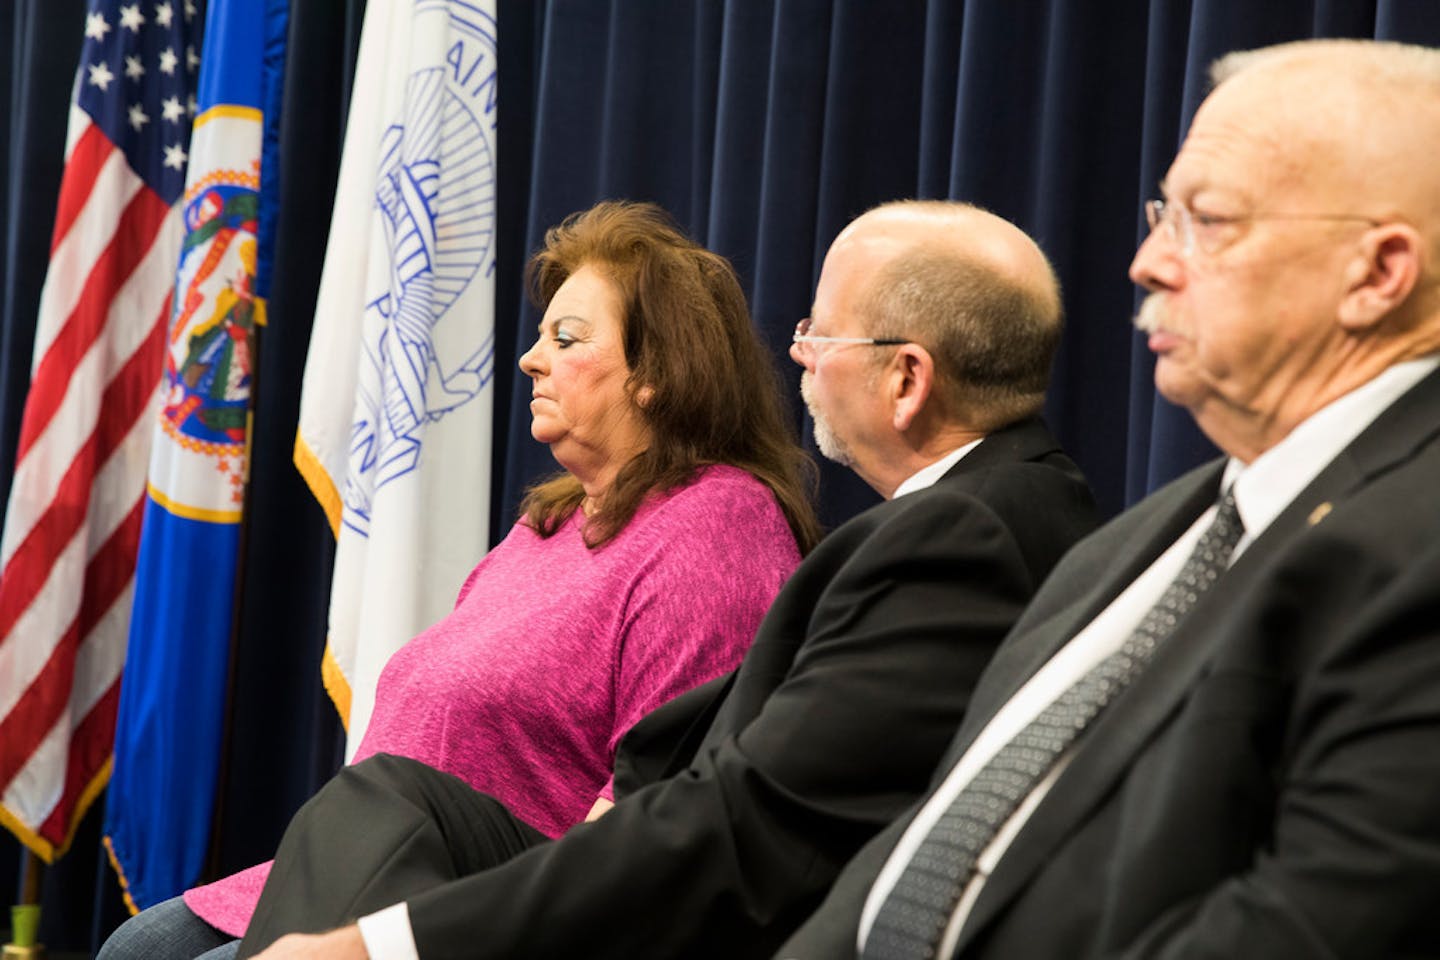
[800, 371, 855, 467]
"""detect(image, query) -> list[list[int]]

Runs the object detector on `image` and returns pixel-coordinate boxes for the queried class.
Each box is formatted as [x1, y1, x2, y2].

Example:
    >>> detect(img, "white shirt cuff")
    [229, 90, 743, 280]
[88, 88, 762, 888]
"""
[356, 902, 420, 960]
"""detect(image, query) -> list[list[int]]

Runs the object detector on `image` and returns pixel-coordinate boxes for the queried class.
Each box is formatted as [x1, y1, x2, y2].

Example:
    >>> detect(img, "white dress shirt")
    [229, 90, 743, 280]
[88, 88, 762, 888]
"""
[891, 438, 984, 500]
[855, 356, 1439, 960]
[356, 904, 417, 960]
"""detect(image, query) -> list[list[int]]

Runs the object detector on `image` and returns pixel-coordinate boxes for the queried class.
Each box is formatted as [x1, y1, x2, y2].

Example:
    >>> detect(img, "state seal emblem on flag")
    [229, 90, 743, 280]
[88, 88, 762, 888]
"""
[344, 0, 498, 538]
[164, 181, 259, 451]
[160, 175, 261, 510]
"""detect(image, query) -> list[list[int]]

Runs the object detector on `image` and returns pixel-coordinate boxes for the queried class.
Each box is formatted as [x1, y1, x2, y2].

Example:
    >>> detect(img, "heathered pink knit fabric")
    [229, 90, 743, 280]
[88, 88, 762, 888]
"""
[183, 465, 799, 937]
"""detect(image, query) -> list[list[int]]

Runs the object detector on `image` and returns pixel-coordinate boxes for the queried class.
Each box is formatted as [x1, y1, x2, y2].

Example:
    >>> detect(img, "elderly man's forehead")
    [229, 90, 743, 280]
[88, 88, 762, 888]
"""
[1172, 66, 1370, 193]
[1235, 61, 1435, 213]
[1205, 49, 1440, 154]
[1201, 61, 1339, 135]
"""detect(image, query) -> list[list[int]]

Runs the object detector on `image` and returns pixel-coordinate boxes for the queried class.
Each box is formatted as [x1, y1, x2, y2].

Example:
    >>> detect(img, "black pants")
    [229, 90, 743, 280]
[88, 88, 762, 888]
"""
[236, 754, 549, 957]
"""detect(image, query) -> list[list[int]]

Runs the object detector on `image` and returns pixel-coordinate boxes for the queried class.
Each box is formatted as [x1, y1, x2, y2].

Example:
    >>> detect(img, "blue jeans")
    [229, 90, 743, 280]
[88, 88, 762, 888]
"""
[97, 896, 239, 960]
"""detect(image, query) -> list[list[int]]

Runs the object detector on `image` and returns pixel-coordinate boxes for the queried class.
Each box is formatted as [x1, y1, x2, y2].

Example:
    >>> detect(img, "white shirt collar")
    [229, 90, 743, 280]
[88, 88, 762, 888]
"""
[891, 437, 986, 500]
[1223, 356, 1439, 545]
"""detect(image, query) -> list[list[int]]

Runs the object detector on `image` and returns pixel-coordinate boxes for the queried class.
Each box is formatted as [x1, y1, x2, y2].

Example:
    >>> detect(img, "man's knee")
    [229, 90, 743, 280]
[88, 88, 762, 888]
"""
[340, 753, 443, 798]
[346, 752, 440, 794]
[293, 755, 538, 869]
[350, 753, 506, 815]
[289, 753, 446, 834]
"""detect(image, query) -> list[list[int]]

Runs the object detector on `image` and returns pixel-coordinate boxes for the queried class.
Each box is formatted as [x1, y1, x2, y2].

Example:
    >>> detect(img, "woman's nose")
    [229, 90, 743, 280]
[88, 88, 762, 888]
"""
[519, 339, 543, 375]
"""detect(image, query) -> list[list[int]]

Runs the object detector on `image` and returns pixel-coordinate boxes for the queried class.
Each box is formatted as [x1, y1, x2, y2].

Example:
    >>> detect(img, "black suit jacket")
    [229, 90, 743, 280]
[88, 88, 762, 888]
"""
[780, 369, 1440, 959]
[375, 418, 1099, 958]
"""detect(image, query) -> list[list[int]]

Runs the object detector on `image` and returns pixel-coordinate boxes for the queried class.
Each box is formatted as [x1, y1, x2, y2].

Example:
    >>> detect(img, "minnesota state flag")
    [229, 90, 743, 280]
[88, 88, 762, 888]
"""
[104, 0, 288, 911]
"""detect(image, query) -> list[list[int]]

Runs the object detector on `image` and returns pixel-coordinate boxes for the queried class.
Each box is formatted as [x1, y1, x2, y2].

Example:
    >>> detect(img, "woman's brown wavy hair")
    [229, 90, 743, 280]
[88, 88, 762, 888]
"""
[519, 200, 820, 553]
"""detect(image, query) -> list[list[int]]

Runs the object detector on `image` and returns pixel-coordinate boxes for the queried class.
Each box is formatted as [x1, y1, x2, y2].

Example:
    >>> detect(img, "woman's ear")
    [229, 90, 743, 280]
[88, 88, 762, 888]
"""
[635, 384, 655, 408]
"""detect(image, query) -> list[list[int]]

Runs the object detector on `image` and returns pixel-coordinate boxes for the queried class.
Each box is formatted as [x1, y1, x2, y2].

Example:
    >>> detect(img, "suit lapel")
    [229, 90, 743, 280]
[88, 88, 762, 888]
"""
[952, 368, 1440, 953]
[698, 426, 1051, 749]
[938, 464, 1224, 772]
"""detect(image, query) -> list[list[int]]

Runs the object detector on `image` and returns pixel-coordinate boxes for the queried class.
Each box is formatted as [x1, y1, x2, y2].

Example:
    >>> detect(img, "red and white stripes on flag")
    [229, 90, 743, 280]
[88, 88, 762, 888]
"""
[0, 96, 186, 860]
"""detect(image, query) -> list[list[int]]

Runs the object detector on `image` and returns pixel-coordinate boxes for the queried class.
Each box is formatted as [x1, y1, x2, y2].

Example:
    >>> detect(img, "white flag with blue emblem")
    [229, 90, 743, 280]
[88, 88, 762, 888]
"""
[295, 0, 497, 754]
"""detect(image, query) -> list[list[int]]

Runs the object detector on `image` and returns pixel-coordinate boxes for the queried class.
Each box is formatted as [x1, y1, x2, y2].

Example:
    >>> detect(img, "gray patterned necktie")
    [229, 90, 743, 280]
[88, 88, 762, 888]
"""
[862, 490, 1244, 960]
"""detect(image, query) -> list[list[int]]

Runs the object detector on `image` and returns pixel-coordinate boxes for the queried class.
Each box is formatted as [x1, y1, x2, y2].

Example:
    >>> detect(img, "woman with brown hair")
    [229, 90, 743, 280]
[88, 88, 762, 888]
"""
[102, 201, 818, 960]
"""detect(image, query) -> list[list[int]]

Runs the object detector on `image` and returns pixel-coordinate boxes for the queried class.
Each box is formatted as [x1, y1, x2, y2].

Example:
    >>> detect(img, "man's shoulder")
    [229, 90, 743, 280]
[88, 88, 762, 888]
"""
[862, 422, 1092, 530]
[812, 425, 1099, 590]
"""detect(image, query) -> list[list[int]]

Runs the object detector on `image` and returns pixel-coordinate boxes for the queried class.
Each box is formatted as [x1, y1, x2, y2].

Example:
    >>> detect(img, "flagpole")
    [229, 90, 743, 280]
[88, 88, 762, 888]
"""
[201, 313, 264, 885]
[2, 850, 44, 958]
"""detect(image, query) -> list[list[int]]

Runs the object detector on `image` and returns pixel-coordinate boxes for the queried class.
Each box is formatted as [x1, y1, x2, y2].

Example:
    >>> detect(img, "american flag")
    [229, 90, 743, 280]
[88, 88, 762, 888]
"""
[0, 0, 202, 861]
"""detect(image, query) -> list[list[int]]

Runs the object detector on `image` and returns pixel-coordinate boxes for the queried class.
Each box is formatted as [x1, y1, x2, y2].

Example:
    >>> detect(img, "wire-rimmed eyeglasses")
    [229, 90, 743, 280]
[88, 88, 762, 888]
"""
[791, 317, 908, 360]
[1144, 198, 1380, 258]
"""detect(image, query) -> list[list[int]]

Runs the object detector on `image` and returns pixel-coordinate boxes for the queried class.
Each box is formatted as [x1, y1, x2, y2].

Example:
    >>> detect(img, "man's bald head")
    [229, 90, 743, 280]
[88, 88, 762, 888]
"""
[839, 201, 1064, 429]
[1209, 40, 1440, 284]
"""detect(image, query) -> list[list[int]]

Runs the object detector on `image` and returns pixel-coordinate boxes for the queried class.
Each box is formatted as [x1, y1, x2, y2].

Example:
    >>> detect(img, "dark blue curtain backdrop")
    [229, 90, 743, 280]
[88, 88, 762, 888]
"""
[4, 1, 1440, 950]
[495, 0, 1440, 528]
